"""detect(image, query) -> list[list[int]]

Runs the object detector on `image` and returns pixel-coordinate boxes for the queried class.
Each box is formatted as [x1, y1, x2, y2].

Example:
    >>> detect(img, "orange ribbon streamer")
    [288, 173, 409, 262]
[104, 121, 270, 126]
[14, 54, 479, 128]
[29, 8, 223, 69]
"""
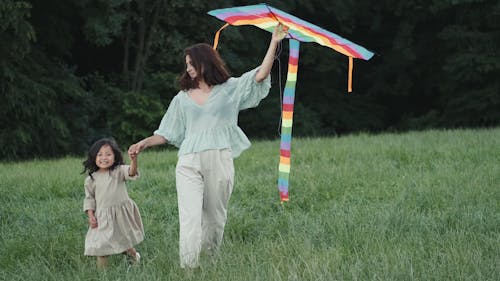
[213, 23, 229, 50]
[348, 56, 353, 93]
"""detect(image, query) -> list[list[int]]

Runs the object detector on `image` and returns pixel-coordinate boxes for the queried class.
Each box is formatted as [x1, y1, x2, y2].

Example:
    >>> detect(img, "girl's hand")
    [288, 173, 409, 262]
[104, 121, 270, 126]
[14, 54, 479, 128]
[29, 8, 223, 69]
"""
[128, 149, 138, 176]
[128, 142, 143, 158]
[89, 215, 98, 229]
[129, 151, 137, 161]
[272, 23, 289, 43]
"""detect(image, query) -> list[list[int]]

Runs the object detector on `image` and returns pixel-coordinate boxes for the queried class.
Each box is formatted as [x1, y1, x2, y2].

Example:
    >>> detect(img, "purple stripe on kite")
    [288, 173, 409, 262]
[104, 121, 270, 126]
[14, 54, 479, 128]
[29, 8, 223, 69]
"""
[278, 184, 288, 192]
[280, 141, 291, 150]
[289, 46, 299, 58]
[283, 95, 294, 104]
[210, 10, 268, 20]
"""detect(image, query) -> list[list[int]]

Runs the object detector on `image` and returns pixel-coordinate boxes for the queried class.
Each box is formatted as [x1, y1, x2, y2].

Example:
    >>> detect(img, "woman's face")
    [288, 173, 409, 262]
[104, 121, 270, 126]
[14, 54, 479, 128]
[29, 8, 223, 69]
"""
[185, 55, 197, 79]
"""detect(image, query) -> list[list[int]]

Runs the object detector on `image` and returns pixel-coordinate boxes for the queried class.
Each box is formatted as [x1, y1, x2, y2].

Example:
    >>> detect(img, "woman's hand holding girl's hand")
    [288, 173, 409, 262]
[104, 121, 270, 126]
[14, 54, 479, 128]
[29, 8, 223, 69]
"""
[129, 150, 137, 161]
[88, 215, 98, 229]
[128, 141, 145, 158]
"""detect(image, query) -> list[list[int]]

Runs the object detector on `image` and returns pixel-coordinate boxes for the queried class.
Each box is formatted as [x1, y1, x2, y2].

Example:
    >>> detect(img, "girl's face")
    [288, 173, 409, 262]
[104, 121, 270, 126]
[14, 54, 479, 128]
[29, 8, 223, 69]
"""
[95, 144, 115, 171]
[185, 55, 197, 79]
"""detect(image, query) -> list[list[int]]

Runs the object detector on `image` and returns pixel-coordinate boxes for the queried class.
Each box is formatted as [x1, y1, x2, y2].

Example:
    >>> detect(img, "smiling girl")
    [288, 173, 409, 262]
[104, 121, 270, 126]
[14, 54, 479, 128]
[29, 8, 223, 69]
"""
[82, 138, 144, 268]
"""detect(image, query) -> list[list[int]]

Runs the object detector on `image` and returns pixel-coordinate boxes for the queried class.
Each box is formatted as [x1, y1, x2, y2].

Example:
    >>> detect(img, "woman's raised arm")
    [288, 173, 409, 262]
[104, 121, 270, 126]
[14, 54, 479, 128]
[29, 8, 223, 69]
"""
[255, 23, 288, 82]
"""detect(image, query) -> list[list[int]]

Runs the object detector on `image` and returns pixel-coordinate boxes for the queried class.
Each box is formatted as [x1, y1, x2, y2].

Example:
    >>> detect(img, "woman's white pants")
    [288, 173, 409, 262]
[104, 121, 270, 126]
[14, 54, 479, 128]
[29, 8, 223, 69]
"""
[175, 149, 234, 268]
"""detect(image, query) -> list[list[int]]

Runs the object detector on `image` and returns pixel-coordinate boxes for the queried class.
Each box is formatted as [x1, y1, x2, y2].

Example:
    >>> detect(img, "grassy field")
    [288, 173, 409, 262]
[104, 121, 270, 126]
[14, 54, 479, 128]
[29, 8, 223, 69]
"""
[0, 128, 499, 280]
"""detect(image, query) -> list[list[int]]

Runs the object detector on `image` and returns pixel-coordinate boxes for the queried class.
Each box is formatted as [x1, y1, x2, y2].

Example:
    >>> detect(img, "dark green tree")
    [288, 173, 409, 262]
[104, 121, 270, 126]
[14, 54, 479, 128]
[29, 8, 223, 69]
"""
[430, 0, 500, 127]
[1, 1, 93, 159]
[1, 0, 498, 160]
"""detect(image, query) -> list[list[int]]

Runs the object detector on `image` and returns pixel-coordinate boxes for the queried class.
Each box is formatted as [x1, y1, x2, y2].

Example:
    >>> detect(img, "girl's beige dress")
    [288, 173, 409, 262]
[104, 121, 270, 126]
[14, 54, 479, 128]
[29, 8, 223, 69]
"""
[83, 165, 144, 256]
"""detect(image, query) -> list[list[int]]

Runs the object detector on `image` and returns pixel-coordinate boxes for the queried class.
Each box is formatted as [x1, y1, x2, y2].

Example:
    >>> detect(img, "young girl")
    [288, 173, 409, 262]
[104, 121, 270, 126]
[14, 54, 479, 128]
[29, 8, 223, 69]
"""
[82, 138, 144, 268]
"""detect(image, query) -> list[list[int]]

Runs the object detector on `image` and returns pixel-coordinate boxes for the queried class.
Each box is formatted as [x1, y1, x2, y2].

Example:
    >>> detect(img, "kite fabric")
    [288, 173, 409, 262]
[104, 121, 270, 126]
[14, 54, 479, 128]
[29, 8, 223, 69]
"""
[208, 4, 374, 61]
[208, 3, 374, 202]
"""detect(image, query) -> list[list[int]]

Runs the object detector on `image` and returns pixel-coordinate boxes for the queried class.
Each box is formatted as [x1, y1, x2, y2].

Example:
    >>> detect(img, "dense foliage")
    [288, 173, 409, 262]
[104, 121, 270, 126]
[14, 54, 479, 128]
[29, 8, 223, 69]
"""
[1, 0, 499, 160]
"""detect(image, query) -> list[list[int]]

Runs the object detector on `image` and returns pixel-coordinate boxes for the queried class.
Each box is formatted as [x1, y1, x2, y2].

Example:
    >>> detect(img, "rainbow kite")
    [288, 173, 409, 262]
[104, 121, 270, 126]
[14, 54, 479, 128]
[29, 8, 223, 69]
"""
[208, 3, 374, 202]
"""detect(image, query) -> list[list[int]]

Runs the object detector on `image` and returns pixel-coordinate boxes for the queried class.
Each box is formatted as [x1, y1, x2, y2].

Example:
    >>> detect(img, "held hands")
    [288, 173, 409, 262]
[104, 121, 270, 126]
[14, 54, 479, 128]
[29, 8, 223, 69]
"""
[127, 143, 139, 177]
[88, 215, 98, 229]
[128, 141, 145, 159]
[129, 150, 138, 161]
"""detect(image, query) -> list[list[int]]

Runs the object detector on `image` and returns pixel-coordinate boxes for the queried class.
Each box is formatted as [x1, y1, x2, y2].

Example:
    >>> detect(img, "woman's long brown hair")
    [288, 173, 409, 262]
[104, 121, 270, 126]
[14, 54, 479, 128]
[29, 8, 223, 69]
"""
[178, 43, 231, 91]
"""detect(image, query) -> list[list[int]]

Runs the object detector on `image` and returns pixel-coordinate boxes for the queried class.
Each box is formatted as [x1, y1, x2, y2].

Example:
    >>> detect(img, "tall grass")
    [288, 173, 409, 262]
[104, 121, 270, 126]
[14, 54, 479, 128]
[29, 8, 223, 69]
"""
[0, 128, 499, 280]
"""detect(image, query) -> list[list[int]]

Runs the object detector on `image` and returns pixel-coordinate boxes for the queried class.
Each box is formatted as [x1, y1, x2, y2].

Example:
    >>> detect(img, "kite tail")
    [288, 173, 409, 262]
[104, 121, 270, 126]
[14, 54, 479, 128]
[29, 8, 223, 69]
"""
[348, 56, 353, 93]
[278, 39, 300, 203]
[212, 23, 229, 50]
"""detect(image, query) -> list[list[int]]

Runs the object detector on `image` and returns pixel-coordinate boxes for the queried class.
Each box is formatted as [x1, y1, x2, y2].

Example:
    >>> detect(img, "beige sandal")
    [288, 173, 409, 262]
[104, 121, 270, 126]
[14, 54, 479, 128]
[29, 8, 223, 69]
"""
[133, 252, 141, 263]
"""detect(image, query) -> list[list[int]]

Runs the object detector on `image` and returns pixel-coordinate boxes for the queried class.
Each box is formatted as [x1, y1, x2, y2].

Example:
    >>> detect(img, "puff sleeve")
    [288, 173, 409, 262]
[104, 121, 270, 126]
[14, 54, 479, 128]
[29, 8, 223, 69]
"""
[120, 165, 140, 181]
[153, 93, 186, 147]
[83, 176, 96, 212]
[235, 67, 272, 110]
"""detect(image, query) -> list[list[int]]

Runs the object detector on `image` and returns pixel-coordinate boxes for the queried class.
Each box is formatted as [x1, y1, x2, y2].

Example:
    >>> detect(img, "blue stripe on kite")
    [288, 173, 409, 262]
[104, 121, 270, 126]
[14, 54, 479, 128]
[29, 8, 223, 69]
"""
[280, 134, 291, 142]
[283, 88, 296, 97]
[278, 178, 289, 186]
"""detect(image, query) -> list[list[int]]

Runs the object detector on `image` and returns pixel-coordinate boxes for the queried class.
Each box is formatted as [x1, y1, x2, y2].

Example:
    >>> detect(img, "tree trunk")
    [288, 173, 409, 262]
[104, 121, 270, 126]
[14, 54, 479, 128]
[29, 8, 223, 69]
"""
[122, 0, 132, 89]
[136, 0, 163, 91]
[131, 0, 146, 92]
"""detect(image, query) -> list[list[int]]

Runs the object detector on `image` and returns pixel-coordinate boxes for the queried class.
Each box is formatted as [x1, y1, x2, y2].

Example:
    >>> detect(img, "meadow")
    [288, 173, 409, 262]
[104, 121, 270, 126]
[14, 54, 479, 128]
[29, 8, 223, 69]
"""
[0, 128, 499, 280]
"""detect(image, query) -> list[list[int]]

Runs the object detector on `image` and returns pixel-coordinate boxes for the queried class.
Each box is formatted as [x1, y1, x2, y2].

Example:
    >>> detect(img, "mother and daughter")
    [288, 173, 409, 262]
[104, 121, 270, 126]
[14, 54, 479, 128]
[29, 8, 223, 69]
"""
[82, 24, 287, 269]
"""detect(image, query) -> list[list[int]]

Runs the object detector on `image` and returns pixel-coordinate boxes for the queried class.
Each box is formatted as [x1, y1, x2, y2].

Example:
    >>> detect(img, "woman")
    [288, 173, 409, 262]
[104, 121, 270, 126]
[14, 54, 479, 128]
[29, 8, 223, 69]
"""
[128, 24, 287, 268]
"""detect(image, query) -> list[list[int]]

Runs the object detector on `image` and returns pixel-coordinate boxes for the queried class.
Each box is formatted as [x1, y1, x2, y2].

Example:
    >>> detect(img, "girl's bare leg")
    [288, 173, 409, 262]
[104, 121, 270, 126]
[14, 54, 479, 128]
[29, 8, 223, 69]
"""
[96, 256, 108, 269]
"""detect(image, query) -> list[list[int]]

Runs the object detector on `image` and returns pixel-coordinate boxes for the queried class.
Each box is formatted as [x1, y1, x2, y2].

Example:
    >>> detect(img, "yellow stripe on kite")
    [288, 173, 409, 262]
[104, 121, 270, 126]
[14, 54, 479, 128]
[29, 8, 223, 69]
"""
[287, 73, 297, 81]
[279, 163, 291, 173]
[281, 118, 293, 127]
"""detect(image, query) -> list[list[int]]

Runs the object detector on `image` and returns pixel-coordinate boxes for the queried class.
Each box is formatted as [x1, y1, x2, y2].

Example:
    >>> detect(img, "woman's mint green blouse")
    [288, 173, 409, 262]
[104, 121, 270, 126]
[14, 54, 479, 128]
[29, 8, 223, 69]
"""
[154, 67, 271, 158]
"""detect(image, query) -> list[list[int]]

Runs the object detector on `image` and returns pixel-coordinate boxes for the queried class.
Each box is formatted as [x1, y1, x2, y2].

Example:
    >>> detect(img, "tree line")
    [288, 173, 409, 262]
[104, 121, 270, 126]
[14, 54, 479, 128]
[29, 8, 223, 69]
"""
[1, 0, 499, 160]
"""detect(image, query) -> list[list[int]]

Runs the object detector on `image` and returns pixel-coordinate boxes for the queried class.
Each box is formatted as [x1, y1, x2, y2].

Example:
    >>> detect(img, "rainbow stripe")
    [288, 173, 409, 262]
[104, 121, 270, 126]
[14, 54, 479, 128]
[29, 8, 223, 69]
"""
[208, 4, 373, 202]
[278, 39, 300, 202]
[208, 4, 374, 60]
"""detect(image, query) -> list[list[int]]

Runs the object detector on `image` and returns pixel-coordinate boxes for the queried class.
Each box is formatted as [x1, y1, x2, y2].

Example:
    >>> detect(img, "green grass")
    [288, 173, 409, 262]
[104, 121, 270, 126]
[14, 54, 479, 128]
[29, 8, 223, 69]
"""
[1, 128, 499, 280]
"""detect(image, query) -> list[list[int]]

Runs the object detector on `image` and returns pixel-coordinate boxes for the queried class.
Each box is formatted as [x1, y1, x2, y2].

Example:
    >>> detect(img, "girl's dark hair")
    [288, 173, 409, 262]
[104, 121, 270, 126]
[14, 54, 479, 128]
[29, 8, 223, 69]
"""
[178, 43, 231, 90]
[82, 138, 124, 179]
